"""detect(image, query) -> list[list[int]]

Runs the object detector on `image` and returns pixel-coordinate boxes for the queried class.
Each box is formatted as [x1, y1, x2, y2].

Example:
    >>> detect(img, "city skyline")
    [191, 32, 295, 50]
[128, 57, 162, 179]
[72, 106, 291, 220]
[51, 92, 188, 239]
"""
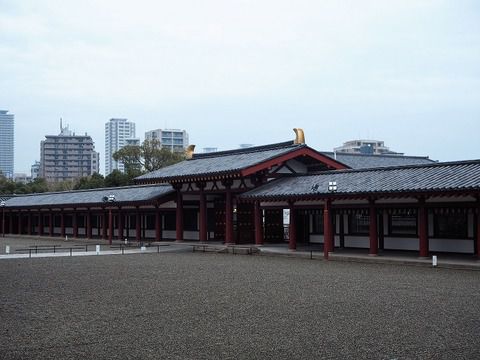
[1, 1, 479, 173]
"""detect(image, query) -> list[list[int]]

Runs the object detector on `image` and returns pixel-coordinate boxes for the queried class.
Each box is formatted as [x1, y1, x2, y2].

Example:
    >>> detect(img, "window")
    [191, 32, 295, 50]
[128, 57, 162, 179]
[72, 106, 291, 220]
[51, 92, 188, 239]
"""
[164, 212, 176, 230]
[349, 214, 370, 235]
[434, 214, 468, 239]
[145, 215, 155, 230]
[389, 215, 417, 236]
[311, 213, 324, 234]
[184, 209, 198, 231]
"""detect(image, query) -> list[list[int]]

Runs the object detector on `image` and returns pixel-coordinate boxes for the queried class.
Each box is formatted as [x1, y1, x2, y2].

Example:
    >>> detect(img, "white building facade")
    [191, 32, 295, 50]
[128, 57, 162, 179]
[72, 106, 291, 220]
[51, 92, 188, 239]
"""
[0, 110, 14, 178]
[105, 118, 138, 175]
[145, 129, 189, 153]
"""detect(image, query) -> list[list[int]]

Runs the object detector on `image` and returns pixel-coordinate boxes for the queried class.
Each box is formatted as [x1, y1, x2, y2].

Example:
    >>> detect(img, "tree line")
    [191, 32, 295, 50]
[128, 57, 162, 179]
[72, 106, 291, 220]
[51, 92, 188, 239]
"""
[0, 139, 184, 195]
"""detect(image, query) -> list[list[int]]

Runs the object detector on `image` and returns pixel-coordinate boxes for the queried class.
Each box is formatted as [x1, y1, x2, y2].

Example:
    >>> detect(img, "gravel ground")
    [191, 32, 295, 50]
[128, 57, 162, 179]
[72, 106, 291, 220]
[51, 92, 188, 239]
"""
[0, 252, 479, 360]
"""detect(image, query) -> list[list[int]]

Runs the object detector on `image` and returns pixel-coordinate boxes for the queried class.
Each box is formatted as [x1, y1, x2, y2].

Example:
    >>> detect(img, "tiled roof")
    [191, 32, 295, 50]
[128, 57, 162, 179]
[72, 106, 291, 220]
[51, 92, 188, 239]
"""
[136, 141, 311, 182]
[0, 195, 13, 203]
[240, 160, 480, 200]
[321, 152, 435, 169]
[3, 184, 174, 208]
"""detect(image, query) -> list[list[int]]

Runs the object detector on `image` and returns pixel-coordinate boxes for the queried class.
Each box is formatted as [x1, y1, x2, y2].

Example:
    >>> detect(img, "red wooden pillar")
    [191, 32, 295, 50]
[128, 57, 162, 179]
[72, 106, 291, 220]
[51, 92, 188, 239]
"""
[136, 208, 141, 242]
[198, 184, 207, 242]
[117, 208, 123, 240]
[108, 209, 113, 244]
[254, 201, 263, 246]
[18, 213, 22, 234]
[155, 208, 162, 242]
[60, 212, 66, 238]
[225, 188, 234, 244]
[86, 210, 92, 239]
[418, 199, 429, 258]
[0, 207, 4, 236]
[175, 188, 184, 242]
[49, 212, 53, 237]
[27, 212, 32, 235]
[38, 212, 44, 236]
[323, 200, 333, 259]
[369, 200, 378, 256]
[9, 211, 13, 235]
[288, 202, 297, 250]
[102, 211, 107, 240]
[476, 206, 480, 258]
[72, 211, 78, 238]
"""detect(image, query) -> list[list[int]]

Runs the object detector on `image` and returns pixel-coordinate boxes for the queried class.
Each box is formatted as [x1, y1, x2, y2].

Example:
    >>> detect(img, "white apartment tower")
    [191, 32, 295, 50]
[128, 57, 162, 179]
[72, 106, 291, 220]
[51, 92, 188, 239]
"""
[145, 129, 189, 152]
[0, 110, 14, 178]
[105, 118, 138, 175]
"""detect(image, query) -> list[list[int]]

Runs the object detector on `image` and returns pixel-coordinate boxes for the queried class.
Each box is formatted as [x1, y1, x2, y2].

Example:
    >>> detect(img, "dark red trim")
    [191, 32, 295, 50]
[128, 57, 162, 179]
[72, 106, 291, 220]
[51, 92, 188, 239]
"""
[155, 209, 162, 241]
[323, 200, 333, 259]
[108, 209, 113, 245]
[418, 199, 429, 257]
[136, 209, 141, 242]
[27, 212, 32, 235]
[199, 188, 207, 242]
[241, 147, 348, 177]
[369, 201, 378, 255]
[60, 212, 65, 238]
[86, 210, 92, 239]
[225, 188, 234, 244]
[175, 190, 183, 241]
[254, 201, 263, 245]
[288, 201, 296, 250]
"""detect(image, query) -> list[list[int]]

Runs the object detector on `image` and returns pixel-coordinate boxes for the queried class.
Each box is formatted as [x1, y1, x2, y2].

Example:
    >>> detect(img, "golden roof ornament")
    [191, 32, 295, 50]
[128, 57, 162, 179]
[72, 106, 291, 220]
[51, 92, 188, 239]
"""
[293, 128, 305, 144]
[185, 145, 196, 159]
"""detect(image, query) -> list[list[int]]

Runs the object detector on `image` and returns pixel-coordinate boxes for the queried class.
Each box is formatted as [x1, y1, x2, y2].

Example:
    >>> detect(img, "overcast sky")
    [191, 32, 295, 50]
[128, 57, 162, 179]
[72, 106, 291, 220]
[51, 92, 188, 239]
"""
[1, 0, 479, 174]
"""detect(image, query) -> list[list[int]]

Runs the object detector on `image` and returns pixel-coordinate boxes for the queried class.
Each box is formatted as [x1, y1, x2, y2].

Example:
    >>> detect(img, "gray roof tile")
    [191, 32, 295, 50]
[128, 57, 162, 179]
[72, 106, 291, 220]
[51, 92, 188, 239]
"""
[136, 141, 307, 181]
[240, 160, 480, 199]
[321, 152, 435, 169]
[3, 184, 174, 208]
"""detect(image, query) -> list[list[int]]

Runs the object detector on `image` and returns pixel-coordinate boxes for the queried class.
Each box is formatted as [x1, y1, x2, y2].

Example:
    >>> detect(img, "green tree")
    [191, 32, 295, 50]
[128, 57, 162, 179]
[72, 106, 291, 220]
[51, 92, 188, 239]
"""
[26, 178, 49, 193]
[0, 174, 16, 194]
[74, 173, 105, 190]
[49, 180, 76, 192]
[104, 170, 131, 187]
[113, 139, 185, 175]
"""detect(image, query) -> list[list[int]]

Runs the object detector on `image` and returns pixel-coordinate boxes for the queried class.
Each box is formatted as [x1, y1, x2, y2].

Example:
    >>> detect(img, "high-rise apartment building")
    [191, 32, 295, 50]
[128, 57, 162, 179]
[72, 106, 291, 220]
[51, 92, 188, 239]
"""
[39, 122, 100, 182]
[105, 118, 138, 175]
[145, 128, 189, 152]
[0, 110, 14, 178]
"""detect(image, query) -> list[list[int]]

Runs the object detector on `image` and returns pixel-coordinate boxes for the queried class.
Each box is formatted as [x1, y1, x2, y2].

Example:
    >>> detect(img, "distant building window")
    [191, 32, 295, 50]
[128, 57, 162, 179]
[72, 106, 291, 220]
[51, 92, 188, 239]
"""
[389, 215, 417, 236]
[349, 214, 370, 235]
[434, 214, 468, 239]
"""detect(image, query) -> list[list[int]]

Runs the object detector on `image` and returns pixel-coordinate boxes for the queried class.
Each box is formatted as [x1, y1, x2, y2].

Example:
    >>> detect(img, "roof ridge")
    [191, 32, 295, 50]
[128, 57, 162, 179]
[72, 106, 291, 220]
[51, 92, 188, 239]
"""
[192, 140, 297, 159]
[6, 183, 171, 198]
[305, 158, 480, 176]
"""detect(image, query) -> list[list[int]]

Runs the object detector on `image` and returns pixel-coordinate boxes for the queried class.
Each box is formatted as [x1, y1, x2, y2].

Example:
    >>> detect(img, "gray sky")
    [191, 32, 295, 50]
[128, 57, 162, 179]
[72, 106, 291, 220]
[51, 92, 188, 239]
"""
[1, 0, 479, 174]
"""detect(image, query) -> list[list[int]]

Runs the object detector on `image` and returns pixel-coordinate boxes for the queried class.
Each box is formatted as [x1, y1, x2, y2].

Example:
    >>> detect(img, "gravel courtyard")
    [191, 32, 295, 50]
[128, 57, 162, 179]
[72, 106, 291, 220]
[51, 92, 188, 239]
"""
[0, 252, 479, 359]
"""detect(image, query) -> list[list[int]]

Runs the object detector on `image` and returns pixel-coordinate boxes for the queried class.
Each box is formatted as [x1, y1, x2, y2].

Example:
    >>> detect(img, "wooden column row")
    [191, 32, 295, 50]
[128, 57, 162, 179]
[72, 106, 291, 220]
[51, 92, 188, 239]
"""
[2, 208, 164, 243]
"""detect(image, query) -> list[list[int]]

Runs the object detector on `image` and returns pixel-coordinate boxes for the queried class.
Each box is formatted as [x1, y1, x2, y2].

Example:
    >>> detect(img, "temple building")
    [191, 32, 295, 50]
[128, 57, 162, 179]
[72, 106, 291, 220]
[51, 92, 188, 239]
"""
[1, 129, 479, 259]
